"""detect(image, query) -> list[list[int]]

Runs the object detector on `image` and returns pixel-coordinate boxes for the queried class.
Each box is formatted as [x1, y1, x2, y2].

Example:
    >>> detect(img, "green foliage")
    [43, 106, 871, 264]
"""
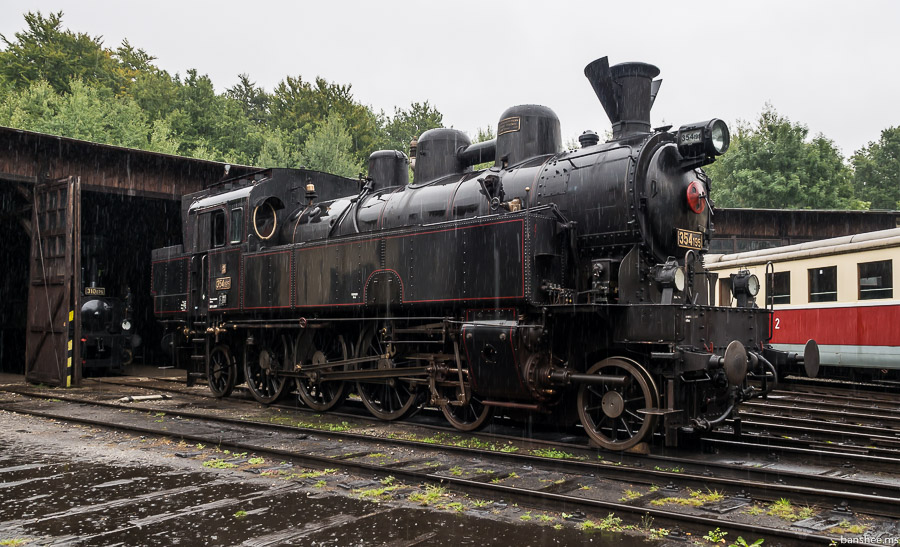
[703, 527, 728, 543]
[852, 126, 900, 209]
[270, 75, 382, 164]
[0, 11, 123, 95]
[729, 537, 764, 547]
[473, 125, 495, 143]
[301, 112, 363, 177]
[0, 79, 179, 153]
[705, 105, 866, 210]
[380, 101, 444, 153]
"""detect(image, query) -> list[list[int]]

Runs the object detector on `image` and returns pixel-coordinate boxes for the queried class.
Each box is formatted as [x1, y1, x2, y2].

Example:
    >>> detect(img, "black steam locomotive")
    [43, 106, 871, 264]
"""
[80, 238, 139, 374]
[151, 57, 816, 450]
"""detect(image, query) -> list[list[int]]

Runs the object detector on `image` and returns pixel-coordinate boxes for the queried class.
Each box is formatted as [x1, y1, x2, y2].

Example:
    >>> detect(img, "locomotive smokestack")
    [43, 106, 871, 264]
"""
[584, 57, 661, 140]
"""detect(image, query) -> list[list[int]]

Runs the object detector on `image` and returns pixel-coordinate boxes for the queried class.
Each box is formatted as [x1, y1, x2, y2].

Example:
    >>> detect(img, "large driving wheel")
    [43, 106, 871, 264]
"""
[355, 326, 417, 421]
[244, 335, 289, 404]
[207, 344, 237, 398]
[295, 330, 349, 411]
[577, 357, 659, 451]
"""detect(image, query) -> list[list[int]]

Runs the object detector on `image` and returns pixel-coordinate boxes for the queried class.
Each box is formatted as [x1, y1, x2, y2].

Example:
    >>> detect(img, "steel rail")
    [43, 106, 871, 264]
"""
[0, 395, 839, 544]
[2, 388, 898, 521]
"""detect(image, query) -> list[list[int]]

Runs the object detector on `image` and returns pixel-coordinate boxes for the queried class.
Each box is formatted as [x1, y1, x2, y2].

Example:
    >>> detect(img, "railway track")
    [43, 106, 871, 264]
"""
[1, 383, 898, 544]
[90, 374, 900, 470]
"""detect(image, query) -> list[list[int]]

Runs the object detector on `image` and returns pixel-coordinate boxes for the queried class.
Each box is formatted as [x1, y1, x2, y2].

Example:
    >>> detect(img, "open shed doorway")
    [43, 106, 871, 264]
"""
[75, 189, 183, 379]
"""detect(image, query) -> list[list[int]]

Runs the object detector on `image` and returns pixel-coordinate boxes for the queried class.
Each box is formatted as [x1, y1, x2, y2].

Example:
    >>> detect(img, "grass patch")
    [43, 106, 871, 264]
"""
[530, 448, 578, 459]
[202, 459, 237, 469]
[408, 485, 447, 506]
[247, 457, 265, 465]
[233, 510, 247, 519]
[580, 513, 622, 532]
[0, 540, 31, 546]
[619, 489, 641, 502]
[766, 498, 816, 521]
[355, 485, 399, 501]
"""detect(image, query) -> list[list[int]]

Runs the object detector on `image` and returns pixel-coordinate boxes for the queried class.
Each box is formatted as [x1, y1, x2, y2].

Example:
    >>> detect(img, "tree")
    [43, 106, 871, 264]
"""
[852, 126, 900, 210]
[301, 113, 363, 178]
[270, 75, 382, 164]
[380, 101, 444, 154]
[226, 74, 270, 126]
[705, 105, 865, 210]
[0, 11, 124, 95]
[0, 78, 179, 154]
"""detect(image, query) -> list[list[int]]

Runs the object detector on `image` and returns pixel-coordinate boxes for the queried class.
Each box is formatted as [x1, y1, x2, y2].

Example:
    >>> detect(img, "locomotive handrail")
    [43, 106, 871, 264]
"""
[765, 260, 775, 339]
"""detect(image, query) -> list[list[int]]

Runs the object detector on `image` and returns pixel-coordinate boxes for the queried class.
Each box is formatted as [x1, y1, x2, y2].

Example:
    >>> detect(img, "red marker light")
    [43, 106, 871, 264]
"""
[686, 180, 706, 214]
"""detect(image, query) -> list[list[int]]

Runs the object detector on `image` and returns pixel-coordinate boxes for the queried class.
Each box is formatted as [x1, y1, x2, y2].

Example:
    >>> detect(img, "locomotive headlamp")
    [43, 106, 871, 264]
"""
[732, 271, 760, 297]
[652, 258, 686, 305]
[653, 260, 685, 290]
[730, 270, 760, 307]
[676, 118, 730, 159]
[121, 319, 132, 331]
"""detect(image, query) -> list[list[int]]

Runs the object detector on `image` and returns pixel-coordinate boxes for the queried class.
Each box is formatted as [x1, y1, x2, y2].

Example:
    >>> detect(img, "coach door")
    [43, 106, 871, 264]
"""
[25, 176, 82, 387]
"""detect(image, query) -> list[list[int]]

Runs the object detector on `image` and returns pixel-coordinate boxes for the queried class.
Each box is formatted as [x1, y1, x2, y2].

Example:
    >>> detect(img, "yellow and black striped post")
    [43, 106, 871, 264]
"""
[67, 310, 74, 387]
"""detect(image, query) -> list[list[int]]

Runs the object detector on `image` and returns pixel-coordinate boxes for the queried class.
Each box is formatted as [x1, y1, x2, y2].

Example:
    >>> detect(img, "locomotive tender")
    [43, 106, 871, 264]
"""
[151, 57, 815, 450]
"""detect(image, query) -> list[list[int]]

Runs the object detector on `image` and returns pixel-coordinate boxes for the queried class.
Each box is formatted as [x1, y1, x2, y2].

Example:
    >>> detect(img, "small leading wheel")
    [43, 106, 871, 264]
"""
[355, 326, 417, 421]
[577, 357, 659, 451]
[244, 335, 289, 404]
[208, 344, 237, 398]
[440, 387, 493, 432]
[295, 330, 349, 411]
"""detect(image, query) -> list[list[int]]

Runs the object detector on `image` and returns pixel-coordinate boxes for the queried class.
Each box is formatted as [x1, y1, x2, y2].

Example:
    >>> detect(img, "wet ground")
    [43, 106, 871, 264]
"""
[0, 407, 660, 546]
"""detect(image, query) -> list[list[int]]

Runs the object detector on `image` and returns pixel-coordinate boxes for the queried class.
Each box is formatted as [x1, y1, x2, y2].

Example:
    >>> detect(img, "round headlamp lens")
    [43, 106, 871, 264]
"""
[674, 268, 686, 292]
[121, 319, 132, 331]
[710, 120, 730, 154]
[748, 275, 760, 297]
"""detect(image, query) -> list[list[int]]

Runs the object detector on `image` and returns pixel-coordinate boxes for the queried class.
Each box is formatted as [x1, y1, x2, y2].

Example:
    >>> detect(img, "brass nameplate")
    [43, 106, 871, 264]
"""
[676, 228, 702, 250]
[215, 277, 232, 291]
[84, 287, 106, 296]
[498, 116, 521, 135]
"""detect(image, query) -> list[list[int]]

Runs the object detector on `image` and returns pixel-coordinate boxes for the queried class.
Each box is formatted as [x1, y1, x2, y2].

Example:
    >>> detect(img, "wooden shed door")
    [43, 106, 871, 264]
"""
[25, 176, 81, 386]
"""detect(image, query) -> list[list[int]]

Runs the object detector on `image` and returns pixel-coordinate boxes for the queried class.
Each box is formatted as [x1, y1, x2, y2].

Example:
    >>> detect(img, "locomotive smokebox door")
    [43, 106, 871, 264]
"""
[462, 322, 531, 401]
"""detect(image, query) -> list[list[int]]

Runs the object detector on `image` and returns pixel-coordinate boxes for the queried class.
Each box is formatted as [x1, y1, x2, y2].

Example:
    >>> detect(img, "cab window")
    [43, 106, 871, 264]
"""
[230, 208, 243, 244]
[212, 209, 226, 248]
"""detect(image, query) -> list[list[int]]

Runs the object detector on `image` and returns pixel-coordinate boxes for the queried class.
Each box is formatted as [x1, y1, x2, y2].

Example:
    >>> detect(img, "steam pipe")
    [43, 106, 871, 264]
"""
[457, 139, 497, 168]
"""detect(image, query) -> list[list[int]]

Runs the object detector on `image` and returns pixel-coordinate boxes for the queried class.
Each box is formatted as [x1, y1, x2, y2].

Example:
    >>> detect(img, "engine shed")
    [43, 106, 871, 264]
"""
[0, 125, 254, 385]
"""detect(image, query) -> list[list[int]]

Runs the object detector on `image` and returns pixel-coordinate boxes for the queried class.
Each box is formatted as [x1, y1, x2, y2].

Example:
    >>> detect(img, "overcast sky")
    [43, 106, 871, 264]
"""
[2, 1, 898, 157]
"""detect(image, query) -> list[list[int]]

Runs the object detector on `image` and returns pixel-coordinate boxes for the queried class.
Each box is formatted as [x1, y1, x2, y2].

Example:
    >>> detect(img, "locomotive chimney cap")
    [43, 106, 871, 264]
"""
[584, 56, 662, 140]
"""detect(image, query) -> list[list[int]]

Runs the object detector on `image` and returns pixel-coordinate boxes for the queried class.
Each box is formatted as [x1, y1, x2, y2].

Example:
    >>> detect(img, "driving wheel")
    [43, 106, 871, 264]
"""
[244, 335, 288, 404]
[295, 330, 349, 411]
[576, 357, 659, 451]
[355, 326, 417, 421]
[207, 344, 237, 398]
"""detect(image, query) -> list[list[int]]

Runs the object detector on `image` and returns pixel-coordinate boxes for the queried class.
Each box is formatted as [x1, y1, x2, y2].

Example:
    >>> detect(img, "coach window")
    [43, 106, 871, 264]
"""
[767, 271, 791, 305]
[212, 209, 226, 248]
[808, 266, 837, 302]
[230, 208, 243, 244]
[859, 260, 892, 300]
